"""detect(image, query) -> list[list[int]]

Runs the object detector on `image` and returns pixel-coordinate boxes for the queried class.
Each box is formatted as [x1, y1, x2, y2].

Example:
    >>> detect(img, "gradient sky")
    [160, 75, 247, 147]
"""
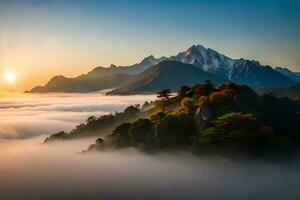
[0, 0, 300, 91]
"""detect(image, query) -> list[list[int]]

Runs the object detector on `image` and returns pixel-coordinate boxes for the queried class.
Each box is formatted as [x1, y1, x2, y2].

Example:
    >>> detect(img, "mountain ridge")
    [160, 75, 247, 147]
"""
[108, 61, 225, 95]
[29, 44, 297, 93]
[275, 67, 300, 82]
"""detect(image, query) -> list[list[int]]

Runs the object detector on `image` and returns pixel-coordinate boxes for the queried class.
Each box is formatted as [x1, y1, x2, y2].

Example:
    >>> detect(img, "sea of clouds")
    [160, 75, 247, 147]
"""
[0, 93, 299, 200]
[0, 92, 156, 139]
[0, 136, 299, 200]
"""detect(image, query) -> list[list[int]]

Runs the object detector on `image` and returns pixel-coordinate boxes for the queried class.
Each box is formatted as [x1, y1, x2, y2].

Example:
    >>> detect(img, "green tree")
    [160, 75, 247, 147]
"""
[95, 138, 104, 145]
[157, 114, 196, 148]
[181, 97, 195, 115]
[198, 112, 288, 153]
[124, 105, 140, 116]
[112, 123, 131, 147]
[157, 89, 171, 100]
[129, 119, 155, 147]
[150, 112, 166, 127]
[178, 85, 191, 99]
[192, 83, 203, 98]
[86, 116, 97, 124]
[202, 80, 215, 96]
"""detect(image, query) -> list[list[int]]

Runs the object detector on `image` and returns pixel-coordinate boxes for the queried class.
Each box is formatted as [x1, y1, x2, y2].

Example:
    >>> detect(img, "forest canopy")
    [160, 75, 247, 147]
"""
[83, 81, 300, 158]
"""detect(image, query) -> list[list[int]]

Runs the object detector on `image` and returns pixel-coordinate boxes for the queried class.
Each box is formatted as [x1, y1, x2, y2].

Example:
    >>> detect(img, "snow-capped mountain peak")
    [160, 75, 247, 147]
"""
[108, 43, 296, 88]
[172, 44, 235, 78]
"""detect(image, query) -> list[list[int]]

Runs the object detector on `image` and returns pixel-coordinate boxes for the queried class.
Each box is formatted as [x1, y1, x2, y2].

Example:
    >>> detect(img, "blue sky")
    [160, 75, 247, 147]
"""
[0, 0, 300, 90]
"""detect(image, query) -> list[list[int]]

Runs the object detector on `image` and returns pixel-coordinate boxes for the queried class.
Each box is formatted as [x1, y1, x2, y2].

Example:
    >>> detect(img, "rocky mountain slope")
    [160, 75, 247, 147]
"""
[29, 44, 296, 93]
[275, 67, 300, 82]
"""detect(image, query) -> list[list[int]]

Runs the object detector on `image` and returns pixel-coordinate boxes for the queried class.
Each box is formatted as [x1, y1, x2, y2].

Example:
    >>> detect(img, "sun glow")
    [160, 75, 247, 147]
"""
[4, 71, 17, 83]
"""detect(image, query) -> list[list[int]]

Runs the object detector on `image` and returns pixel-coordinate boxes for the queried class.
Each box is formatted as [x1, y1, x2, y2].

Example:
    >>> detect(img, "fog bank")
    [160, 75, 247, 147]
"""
[0, 93, 156, 139]
[0, 137, 299, 200]
[0, 93, 300, 200]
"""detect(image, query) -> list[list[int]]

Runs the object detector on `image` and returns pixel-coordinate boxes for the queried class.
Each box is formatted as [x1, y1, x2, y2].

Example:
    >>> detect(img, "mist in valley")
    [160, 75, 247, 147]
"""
[1, 136, 300, 200]
[0, 93, 156, 139]
[0, 93, 299, 200]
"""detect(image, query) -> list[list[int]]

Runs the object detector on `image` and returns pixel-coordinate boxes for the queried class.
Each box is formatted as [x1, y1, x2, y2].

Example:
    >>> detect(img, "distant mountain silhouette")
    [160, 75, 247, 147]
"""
[229, 59, 295, 88]
[275, 67, 300, 83]
[29, 44, 296, 93]
[30, 71, 137, 93]
[108, 61, 225, 94]
[259, 84, 300, 98]
[29, 56, 164, 93]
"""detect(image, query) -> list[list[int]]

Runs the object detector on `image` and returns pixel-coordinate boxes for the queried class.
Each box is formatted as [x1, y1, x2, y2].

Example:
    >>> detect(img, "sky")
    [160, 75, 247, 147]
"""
[0, 0, 300, 92]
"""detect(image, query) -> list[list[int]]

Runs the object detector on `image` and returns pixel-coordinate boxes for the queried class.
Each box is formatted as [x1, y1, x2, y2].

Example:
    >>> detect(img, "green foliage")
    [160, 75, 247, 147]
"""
[141, 101, 152, 110]
[200, 113, 255, 144]
[150, 112, 166, 127]
[129, 119, 155, 147]
[48, 81, 299, 158]
[192, 83, 203, 99]
[191, 80, 216, 100]
[178, 85, 191, 99]
[112, 123, 131, 147]
[95, 138, 104, 144]
[44, 131, 69, 143]
[181, 97, 195, 115]
[124, 105, 140, 116]
[45, 105, 142, 143]
[202, 80, 216, 96]
[86, 116, 97, 123]
[157, 114, 196, 148]
[198, 112, 291, 154]
[156, 89, 171, 100]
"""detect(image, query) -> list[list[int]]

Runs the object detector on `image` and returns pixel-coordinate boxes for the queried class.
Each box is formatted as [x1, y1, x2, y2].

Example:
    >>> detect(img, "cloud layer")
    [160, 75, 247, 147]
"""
[0, 92, 156, 139]
[0, 93, 300, 199]
[0, 137, 299, 200]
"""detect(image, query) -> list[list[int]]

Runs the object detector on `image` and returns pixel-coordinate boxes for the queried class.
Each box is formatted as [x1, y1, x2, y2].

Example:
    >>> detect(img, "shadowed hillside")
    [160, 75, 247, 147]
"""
[108, 61, 225, 95]
[44, 81, 300, 158]
[30, 72, 137, 93]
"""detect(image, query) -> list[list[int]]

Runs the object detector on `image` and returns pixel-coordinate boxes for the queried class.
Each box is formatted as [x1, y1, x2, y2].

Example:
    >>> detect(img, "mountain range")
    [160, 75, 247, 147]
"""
[275, 67, 300, 82]
[108, 61, 225, 95]
[29, 44, 299, 94]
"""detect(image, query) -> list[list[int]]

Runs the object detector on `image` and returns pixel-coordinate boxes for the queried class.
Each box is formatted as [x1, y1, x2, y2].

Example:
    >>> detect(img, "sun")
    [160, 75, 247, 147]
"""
[4, 71, 17, 83]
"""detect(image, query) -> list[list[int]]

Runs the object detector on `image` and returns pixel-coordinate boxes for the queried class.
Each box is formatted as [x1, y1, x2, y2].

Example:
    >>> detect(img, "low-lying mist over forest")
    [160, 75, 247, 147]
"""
[0, 93, 299, 200]
[0, 136, 300, 200]
[0, 93, 156, 139]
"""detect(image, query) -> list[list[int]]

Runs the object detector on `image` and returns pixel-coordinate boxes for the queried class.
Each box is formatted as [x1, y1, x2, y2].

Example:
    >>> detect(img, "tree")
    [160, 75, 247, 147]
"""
[202, 80, 215, 96]
[86, 116, 97, 124]
[150, 112, 166, 126]
[95, 138, 104, 145]
[129, 119, 155, 147]
[199, 95, 211, 106]
[157, 114, 196, 148]
[178, 85, 191, 98]
[181, 97, 195, 115]
[198, 112, 288, 153]
[209, 90, 235, 105]
[124, 105, 140, 116]
[199, 112, 258, 145]
[112, 123, 131, 147]
[192, 83, 203, 99]
[156, 89, 171, 100]
[142, 101, 151, 110]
